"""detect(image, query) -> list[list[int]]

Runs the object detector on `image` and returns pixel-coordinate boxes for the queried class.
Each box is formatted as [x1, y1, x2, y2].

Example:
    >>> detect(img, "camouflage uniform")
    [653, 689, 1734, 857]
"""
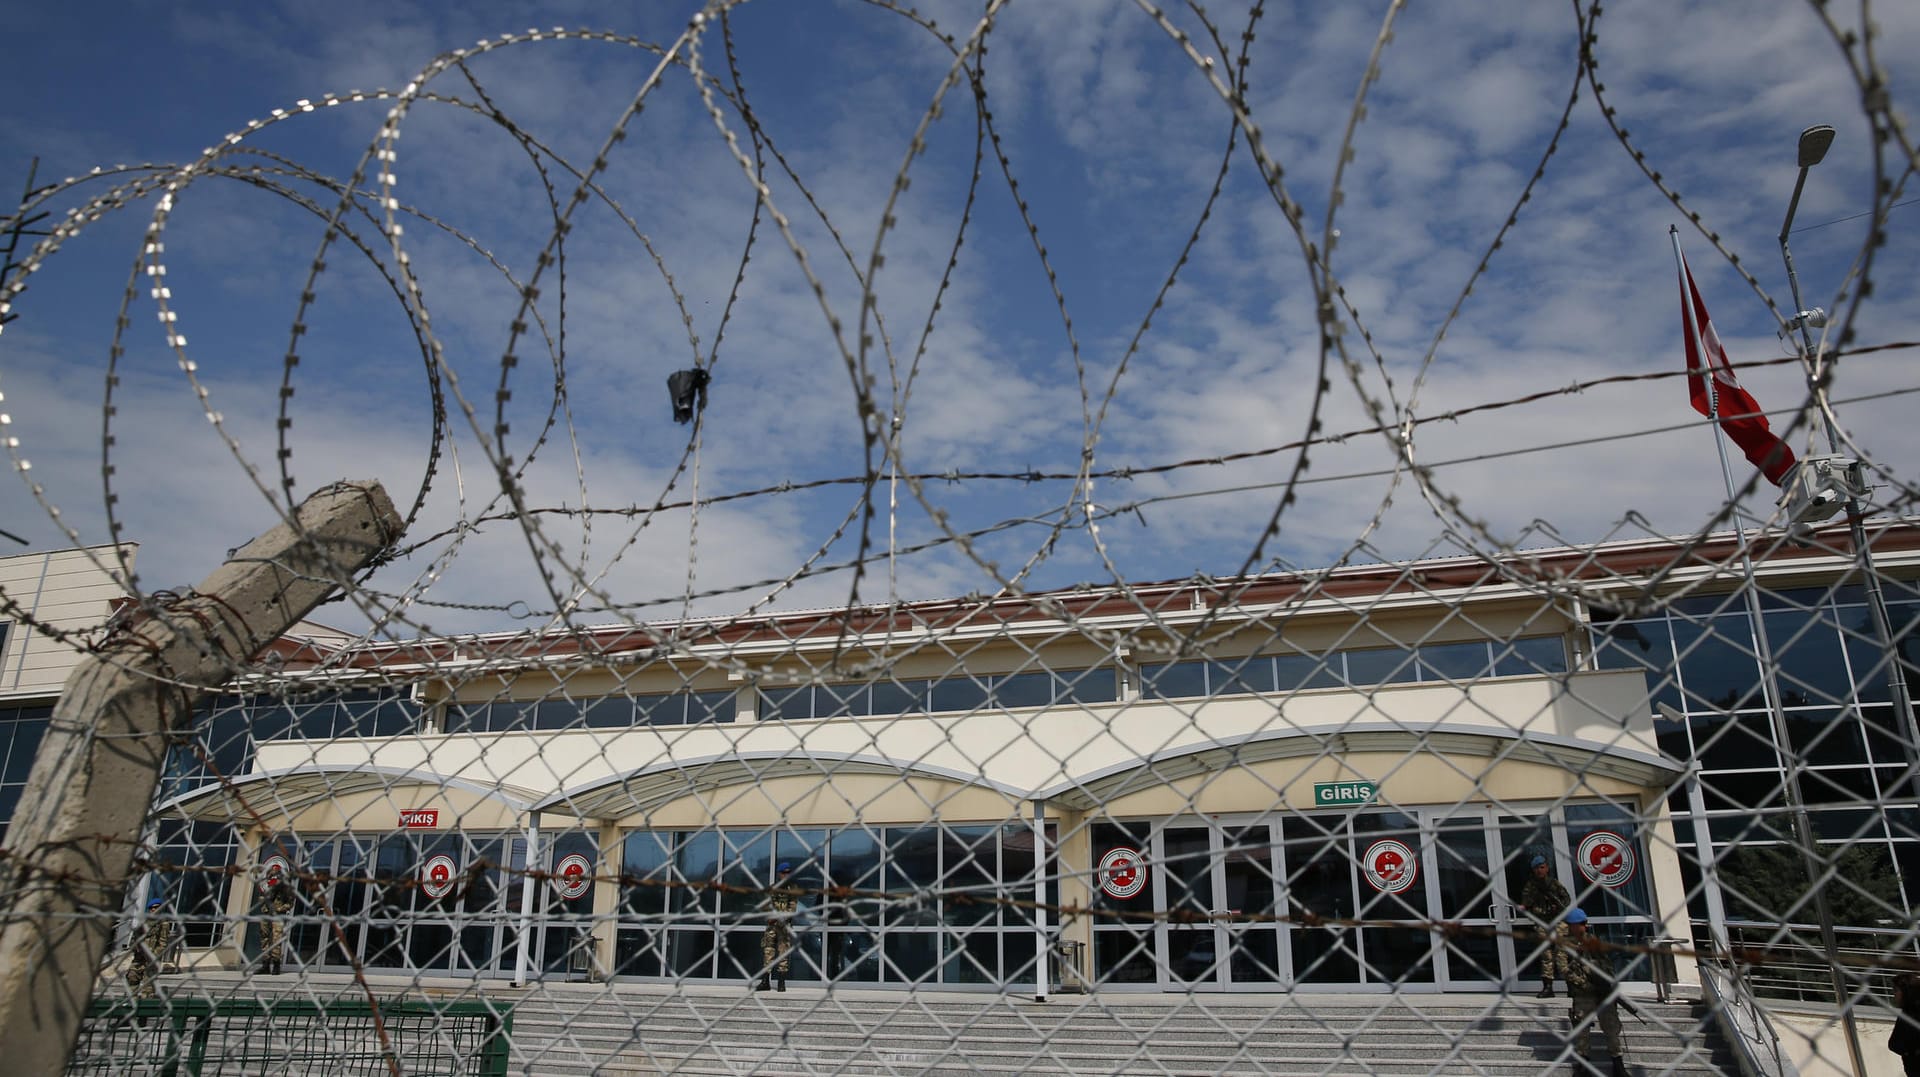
[125, 914, 173, 998]
[259, 877, 295, 975]
[1563, 941, 1625, 1064]
[760, 891, 796, 988]
[1520, 871, 1571, 984]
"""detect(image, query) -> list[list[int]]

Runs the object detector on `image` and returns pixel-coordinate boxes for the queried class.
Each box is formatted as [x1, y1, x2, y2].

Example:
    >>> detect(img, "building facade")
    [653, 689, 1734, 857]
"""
[0, 544, 136, 844]
[127, 523, 1920, 994]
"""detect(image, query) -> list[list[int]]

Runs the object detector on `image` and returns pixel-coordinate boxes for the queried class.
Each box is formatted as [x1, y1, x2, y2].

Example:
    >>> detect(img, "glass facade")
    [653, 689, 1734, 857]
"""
[1087, 803, 1654, 991]
[615, 823, 1055, 987]
[1590, 582, 1920, 935]
[147, 690, 421, 945]
[242, 829, 596, 976]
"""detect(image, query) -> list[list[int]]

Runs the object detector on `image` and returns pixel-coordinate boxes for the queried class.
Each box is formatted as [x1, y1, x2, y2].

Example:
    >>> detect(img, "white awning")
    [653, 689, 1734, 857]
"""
[155, 765, 539, 824]
[1032, 723, 1684, 813]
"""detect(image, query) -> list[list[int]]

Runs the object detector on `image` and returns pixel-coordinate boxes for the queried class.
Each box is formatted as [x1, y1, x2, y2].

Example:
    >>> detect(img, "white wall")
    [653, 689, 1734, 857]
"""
[0, 545, 133, 700]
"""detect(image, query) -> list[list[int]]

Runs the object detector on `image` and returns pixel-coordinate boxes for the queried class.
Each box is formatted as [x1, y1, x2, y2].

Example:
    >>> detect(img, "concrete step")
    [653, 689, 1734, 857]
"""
[499, 995, 1731, 1077]
[101, 976, 1735, 1076]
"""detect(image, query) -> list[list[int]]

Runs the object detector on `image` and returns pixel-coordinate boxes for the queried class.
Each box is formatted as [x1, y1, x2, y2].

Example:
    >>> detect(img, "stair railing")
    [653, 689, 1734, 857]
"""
[1700, 957, 1795, 1077]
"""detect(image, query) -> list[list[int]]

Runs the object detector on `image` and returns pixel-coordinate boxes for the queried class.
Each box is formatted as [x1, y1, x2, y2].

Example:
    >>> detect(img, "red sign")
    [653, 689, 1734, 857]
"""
[553, 853, 592, 900]
[398, 810, 440, 829]
[1576, 830, 1637, 889]
[1362, 839, 1419, 894]
[421, 854, 458, 899]
[1098, 847, 1147, 899]
[258, 855, 292, 895]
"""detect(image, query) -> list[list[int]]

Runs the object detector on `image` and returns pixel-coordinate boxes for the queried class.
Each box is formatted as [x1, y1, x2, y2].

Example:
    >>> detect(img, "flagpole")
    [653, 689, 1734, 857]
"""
[1672, 227, 1865, 1077]
[1669, 228, 1735, 964]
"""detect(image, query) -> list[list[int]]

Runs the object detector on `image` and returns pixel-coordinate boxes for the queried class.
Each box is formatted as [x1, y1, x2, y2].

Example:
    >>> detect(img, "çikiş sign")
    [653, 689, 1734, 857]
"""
[398, 809, 440, 829]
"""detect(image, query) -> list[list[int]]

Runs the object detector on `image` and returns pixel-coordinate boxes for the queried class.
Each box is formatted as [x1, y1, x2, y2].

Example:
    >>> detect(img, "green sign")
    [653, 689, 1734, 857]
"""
[1313, 780, 1376, 807]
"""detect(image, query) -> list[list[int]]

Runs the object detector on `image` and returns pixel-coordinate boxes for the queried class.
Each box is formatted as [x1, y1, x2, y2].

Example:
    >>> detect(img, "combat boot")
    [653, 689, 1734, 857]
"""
[777, 976, 787, 992]
[755, 975, 770, 991]
[1610, 1056, 1627, 1077]
[1538, 981, 1555, 998]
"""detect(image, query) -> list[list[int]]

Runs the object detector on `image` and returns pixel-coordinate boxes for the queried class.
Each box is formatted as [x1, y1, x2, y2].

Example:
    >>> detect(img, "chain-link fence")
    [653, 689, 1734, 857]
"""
[3, 1, 1918, 1075]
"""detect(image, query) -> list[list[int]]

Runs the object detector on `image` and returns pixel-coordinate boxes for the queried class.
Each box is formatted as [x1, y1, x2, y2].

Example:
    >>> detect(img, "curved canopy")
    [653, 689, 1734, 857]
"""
[156, 764, 539, 824]
[533, 751, 1027, 821]
[1032, 723, 1684, 813]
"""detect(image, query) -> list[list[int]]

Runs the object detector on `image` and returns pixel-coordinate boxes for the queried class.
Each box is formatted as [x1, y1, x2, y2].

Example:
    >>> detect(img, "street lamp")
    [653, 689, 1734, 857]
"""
[1774, 120, 1918, 1077]
[1776, 124, 1919, 793]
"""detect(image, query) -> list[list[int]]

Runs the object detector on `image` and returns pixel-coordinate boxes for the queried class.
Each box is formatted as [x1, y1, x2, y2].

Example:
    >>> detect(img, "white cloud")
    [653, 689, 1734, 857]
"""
[4, 0, 1917, 635]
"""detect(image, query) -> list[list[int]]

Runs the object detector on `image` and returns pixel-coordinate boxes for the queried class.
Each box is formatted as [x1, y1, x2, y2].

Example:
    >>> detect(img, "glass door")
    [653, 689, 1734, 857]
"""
[1219, 824, 1281, 989]
[1431, 813, 1504, 989]
[1159, 826, 1219, 988]
[1151, 820, 1282, 991]
[1494, 812, 1561, 991]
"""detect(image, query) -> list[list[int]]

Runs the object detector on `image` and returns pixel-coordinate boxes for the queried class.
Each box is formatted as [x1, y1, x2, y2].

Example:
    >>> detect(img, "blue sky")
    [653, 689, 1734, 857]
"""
[1, 0, 1916, 636]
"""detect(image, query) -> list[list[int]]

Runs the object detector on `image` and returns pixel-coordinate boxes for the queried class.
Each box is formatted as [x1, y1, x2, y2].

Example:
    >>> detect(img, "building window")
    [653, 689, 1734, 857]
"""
[0, 702, 53, 843]
[758, 668, 1118, 722]
[159, 690, 420, 800]
[1141, 635, 1568, 702]
[447, 689, 736, 733]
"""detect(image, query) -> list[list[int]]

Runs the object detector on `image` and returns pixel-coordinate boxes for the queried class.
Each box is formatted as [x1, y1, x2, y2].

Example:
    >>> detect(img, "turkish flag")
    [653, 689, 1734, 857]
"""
[1679, 253, 1796, 485]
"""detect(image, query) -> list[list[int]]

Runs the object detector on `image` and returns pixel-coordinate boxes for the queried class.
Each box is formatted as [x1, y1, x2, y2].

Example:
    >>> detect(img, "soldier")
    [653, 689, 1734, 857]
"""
[124, 897, 171, 999]
[1562, 907, 1627, 1077]
[1893, 972, 1920, 1077]
[1520, 852, 1571, 998]
[757, 861, 796, 992]
[258, 864, 296, 976]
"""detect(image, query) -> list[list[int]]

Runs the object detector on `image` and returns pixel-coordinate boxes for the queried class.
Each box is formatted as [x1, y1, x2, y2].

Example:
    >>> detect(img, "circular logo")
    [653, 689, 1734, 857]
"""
[1098, 847, 1147, 900]
[420, 853, 459, 900]
[258, 855, 292, 894]
[1576, 830, 1636, 889]
[553, 853, 593, 900]
[1362, 839, 1419, 894]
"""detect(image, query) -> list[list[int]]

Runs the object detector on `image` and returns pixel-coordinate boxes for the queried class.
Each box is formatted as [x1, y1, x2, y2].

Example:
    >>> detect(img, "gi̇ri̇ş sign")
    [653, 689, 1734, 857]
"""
[1312, 781, 1377, 808]
[1098, 847, 1147, 899]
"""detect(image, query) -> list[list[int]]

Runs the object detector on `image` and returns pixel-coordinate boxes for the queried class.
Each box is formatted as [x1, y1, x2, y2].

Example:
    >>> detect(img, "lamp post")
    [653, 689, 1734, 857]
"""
[1775, 121, 1916, 1077]
[1777, 125, 1919, 798]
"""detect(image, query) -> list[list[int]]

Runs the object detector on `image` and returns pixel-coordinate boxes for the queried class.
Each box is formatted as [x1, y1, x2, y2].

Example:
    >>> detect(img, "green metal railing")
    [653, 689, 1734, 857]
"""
[69, 996, 512, 1076]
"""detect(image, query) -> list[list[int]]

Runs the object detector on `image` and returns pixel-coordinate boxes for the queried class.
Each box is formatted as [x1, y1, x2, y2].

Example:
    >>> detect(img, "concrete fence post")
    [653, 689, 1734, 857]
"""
[0, 480, 402, 1075]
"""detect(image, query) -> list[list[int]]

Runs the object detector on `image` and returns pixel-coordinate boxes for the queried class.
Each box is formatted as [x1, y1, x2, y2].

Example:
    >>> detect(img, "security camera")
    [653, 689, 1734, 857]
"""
[1777, 455, 1868, 527]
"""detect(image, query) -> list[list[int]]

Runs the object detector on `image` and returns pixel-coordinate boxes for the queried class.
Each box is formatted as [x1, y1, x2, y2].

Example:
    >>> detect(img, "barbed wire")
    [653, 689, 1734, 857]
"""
[3, 3, 1918, 1074]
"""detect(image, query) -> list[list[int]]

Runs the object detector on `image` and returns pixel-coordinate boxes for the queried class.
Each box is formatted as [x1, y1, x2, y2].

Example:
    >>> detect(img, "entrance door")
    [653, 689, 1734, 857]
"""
[1093, 805, 1649, 992]
[1493, 812, 1561, 991]
[1430, 814, 1504, 989]
[1159, 826, 1220, 988]
[1154, 822, 1281, 991]
[1427, 809, 1570, 991]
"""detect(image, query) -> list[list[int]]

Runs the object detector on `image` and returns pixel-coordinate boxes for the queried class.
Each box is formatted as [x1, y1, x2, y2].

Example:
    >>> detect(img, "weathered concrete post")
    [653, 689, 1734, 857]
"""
[0, 480, 402, 1075]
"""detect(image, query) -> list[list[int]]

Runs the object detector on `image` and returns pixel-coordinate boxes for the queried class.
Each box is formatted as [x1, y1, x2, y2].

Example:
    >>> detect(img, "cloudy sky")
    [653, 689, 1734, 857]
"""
[0, 0, 1915, 637]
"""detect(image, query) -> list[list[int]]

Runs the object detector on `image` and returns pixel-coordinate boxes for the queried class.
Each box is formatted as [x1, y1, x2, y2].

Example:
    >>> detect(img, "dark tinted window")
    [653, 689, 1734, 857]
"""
[1342, 646, 1418, 686]
[1273, 654, 1339, 691]
[1672, 616, 1765, 711]
[1493, 636, 1567, 677]
[1419, 641, 1490, 681]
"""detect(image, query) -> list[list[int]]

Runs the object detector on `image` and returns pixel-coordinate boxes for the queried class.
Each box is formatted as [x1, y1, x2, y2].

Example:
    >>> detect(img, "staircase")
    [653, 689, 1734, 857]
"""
[109, 974, 1737, 1075]
[499, 984, 1737, 1076]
